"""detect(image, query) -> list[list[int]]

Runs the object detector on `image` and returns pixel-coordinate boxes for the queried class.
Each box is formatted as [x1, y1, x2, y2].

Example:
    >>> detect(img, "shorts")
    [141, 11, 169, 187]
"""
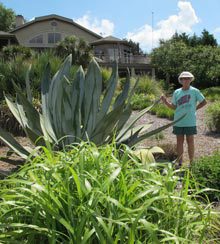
[173, 126, 197, 135]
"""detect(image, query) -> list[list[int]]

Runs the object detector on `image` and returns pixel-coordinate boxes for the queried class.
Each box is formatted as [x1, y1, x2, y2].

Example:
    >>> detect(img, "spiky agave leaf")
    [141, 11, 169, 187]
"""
[48, 54, 72, 139]
[40, 62, 57, 143]
[82, 58, 102, 137]
[121, 113, 186, 147]
[0, 127, 29, 159]
[5, 93, 43, 145]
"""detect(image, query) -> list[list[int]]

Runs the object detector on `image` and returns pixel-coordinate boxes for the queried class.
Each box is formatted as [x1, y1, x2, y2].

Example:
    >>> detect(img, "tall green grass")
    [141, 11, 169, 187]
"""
[134, 76, 163, 97]
[0, 142, 219, 243]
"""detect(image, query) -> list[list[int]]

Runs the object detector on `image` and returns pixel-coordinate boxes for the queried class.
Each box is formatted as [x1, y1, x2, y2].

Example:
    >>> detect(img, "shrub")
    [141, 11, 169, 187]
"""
[0, 56, 30, 100]
[205, 101, 220, 132]
[148, 103, 174, 120]
[190, 152, 220, 202]
[202, 87, 220, 102]
[135, 75, 163, 96]
[131, 93, 154, 110]
[2, 45, 33, 61]
[151, 104, 174, 119]
[131, 94, 174, 119]
[30, 51, 64, 96]
[101, 67, 112, 90]
[158, 79, 175, 95]
[0, 142, 218, 242]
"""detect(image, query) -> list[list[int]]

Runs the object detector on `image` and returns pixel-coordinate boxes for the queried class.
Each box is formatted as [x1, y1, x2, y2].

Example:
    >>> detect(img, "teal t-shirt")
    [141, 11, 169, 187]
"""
[172, 86, 205, 127]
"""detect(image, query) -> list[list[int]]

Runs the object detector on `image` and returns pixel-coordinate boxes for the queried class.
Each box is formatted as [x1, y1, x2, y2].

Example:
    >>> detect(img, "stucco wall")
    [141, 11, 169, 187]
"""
[13, 19, 100, 48]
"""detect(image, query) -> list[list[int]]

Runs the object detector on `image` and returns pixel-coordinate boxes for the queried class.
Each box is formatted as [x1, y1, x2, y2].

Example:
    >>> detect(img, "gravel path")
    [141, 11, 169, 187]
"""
[0, 102, 220, 173]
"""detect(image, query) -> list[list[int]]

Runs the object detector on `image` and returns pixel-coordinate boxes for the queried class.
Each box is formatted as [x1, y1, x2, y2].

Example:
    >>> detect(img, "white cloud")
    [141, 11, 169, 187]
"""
[75, 14, 114, 37]
[214, 27, 220, 33]
[126, 1, 199, 52]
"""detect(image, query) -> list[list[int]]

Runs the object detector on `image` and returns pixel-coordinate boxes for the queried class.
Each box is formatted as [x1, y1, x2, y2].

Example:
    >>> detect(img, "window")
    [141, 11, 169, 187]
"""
[48, 33, 61, 43]
[124, 49, 131, 63]
[29, 34, 43, 44]
[51, 21, 58, 27]
[108, 48, 119, 61]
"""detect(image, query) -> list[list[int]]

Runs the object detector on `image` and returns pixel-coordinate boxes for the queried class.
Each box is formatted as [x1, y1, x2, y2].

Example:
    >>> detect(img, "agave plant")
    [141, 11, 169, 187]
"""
[0, 54, 182, 159]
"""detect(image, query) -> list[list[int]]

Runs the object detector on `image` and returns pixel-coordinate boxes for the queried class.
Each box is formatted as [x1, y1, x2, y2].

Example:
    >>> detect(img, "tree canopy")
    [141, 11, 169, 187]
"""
[123, 39, 144, 55]
[151, 31, 220, 88]
[160, 29, 217, 47]
[0, 3, 16, 32]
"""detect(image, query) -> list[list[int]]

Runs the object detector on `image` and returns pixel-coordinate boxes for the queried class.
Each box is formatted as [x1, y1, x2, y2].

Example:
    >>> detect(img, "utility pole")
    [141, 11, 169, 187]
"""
[151, 11, 155, 80]
[151, 11, 154, 50]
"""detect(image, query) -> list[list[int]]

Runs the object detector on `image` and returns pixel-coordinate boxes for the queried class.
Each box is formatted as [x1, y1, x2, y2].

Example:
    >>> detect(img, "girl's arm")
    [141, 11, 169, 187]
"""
[161, 95, 176, 110]
[196, 99, 207, 110]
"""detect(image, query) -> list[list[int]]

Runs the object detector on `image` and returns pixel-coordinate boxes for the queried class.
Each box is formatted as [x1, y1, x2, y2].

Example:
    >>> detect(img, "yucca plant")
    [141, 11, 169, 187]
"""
[0, 54, 182, 160]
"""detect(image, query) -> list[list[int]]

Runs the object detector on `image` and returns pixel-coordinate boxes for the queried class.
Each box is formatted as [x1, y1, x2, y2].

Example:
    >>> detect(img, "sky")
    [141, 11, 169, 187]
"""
[1, 0, 220, 53]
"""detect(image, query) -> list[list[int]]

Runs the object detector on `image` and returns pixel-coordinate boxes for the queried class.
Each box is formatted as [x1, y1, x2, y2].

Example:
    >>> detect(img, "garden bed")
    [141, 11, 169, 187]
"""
[1, 102, 220, 172]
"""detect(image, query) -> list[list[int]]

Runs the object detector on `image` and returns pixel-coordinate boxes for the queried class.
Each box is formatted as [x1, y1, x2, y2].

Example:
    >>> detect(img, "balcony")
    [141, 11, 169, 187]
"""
[94, 54, 152, 75]
[95, 54, 150, 64]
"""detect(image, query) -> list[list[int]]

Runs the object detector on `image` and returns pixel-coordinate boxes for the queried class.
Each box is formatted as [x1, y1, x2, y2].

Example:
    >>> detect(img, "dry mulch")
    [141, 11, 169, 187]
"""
[0, 102, 220, 173]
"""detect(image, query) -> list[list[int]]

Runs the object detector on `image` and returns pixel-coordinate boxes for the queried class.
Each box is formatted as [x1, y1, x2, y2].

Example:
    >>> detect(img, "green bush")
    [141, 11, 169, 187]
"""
[202, 87, 220, 102]
[190, 152, 220, 202]
[101, 67, 111, 90]
[151, 104, 174, 119]
[131, 94, 174, 119]
[131, 93, 154, 110]
[2, 45, 33, 61]
[158, 79, 175, 95]
[30, 51, 64, 96]
[0, 56, 30, 99]
[0, 52, 76, 101]
[135, 76, 163, 96]
[205, 101, 220, 132]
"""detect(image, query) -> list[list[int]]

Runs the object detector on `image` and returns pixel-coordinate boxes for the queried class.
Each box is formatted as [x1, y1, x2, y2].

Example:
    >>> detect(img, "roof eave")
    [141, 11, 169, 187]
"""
[10, 14, 102, 39]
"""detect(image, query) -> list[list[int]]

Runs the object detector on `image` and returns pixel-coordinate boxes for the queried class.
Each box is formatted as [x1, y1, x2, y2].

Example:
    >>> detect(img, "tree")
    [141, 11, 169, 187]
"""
[0, 3, 16, 31]
[188, 33, 200, 47]
[161, 32, 190, 46]
[162, 30, 218, 48]
[151, 40, 220, 88]
[151, 40, 189, 84]
[55, 35, 92, 67]
[123, 39, 144, 55]
[185, 45, 220, 87]
[200, 29, 217, 47]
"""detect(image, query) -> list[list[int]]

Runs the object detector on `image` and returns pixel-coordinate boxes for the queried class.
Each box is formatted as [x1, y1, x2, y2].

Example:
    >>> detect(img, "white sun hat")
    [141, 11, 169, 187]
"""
[178, 71, 194, 84]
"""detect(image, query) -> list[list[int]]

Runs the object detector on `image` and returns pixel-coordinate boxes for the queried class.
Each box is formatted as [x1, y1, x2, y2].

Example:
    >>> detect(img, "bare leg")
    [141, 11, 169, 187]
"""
[186, 135, 194, 163]
[176, 135, 184, 164]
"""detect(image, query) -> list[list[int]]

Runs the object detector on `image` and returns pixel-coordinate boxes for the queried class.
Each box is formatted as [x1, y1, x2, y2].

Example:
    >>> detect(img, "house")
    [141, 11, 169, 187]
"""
[0, 31, 18, 50]
[91, 36, 151, 75]
[2, 14, 151, 75]
[91, 36, 132, 63]
[10, 14, 102, 49]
